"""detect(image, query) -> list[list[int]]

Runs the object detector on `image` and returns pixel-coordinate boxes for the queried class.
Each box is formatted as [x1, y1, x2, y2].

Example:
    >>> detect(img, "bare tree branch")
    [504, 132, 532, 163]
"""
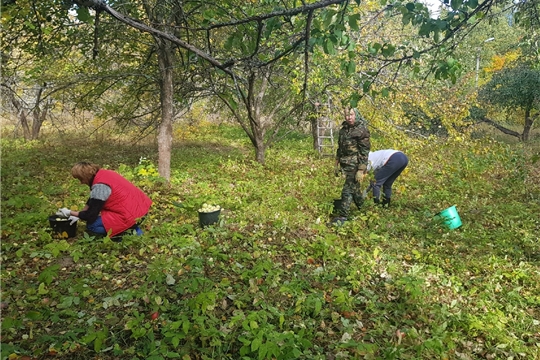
[197, 0, 346, 30]
[73, 0, 234, 75]
[73, 0, 349, 77]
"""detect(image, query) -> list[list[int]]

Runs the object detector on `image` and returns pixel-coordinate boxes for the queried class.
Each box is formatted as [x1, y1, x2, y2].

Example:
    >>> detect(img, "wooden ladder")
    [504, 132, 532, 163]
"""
[317, 116, 335, 157]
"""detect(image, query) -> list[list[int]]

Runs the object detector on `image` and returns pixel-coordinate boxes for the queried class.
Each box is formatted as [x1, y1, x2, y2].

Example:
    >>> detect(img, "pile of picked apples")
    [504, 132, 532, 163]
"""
[198, 203, 221, 213]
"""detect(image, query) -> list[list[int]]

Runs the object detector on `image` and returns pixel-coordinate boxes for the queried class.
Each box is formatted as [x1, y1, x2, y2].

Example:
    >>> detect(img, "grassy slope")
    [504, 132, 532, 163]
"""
[1, 125, 539, 360]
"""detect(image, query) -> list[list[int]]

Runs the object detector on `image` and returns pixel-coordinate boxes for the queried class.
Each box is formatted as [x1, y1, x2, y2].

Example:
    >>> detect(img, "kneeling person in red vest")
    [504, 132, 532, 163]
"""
[57, 162, 152, 238]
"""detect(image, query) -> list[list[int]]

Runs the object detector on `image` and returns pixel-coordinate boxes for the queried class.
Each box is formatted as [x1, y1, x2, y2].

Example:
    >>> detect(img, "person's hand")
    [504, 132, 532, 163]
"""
[68, 216, 79, 225]
[355, 170, 366, 182]
[56, 208, 71, 218]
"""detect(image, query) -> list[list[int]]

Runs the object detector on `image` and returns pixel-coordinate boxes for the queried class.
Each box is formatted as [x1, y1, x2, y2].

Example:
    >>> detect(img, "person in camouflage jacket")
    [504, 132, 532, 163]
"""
[333, 108, 371, 223]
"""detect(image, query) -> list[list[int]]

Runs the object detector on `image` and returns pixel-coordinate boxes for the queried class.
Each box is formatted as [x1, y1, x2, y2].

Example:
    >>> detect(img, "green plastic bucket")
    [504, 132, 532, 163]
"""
[437, 205, 462, 230]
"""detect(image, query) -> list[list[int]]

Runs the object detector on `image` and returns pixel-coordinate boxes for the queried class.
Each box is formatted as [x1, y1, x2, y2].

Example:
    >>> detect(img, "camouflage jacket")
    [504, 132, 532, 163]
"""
[336, 120, 371, 167]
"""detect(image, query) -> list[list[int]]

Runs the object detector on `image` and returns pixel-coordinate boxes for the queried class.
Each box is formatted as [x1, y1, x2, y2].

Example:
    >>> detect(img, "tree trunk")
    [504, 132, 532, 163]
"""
[7, 93, 31, 140]
[522, 108, 533, 141]
[156, 40, 174, 181]
[30, 85, 48, 140]
[244, 71, 268, 165]
[480, 117, 522, 140]
[31, 107, 46, 140]
[19, 111, 31, 140]
[254, 137, 266, 164]
[249, 117, 266, 164]
[7, 84, 49, 140]
[311, 117, 319, 151]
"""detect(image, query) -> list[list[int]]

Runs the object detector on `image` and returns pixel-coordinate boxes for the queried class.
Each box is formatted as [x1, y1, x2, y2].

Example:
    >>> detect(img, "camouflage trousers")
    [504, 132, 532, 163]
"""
[338, 164, 364, 218]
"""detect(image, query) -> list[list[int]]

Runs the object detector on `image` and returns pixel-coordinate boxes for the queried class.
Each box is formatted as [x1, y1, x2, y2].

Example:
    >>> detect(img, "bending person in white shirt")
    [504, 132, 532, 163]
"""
[367, 149, 409, 207]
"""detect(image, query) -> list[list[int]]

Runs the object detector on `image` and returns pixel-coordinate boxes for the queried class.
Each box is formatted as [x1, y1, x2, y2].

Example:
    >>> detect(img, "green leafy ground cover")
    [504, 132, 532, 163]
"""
[1, 125, 539, 360]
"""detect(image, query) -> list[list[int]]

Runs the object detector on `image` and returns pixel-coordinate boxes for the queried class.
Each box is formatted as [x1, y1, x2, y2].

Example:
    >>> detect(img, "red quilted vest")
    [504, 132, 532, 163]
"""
[93, 169, 152, 236]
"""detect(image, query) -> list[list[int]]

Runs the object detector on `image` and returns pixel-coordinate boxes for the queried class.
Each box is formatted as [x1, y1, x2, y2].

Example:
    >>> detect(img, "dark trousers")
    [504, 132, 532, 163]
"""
[338, 164, 364, 218]
[372, 152, 408, 201]
[86, 216, 146, 236]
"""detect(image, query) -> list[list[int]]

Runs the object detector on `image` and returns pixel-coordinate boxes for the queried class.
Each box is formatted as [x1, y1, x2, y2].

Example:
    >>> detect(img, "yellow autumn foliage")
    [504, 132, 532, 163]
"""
[485, 50, 521, 73]
[53, 231, 69, 239]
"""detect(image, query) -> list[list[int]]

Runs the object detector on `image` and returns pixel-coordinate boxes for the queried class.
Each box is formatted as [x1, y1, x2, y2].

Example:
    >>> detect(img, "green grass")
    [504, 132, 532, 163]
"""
[1, 125, 539, 360]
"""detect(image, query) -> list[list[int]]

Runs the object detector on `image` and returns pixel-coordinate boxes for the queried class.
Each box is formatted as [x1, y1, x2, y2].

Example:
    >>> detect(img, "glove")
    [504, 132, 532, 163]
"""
[56, 208, 71, 218]
[68, 215, 79, 225]
[355, 170, 366, 182]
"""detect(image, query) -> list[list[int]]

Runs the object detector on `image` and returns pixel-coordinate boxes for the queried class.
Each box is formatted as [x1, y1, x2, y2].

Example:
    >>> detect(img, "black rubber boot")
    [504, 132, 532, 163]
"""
[373, 197, 380, 205]
[381, 197, 391, 207]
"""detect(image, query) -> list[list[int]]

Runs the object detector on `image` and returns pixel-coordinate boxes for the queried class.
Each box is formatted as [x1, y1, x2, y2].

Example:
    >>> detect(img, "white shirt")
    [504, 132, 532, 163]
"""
[367, 149, 400, 172]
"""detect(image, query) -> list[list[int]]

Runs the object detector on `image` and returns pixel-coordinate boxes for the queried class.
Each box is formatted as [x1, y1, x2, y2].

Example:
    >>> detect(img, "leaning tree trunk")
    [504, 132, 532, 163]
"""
[7, 92, 31, 139]
[156, 40, 175, 181]
[480, 117, 522, 140]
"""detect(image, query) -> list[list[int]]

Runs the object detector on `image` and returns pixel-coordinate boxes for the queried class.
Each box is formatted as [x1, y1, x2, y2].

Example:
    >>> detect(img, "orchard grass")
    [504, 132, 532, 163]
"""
[1, 124, 539, 360]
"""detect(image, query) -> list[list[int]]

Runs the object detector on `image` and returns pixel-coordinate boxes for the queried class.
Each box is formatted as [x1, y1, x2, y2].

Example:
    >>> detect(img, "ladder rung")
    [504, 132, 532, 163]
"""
[317, 115, 334, 156]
